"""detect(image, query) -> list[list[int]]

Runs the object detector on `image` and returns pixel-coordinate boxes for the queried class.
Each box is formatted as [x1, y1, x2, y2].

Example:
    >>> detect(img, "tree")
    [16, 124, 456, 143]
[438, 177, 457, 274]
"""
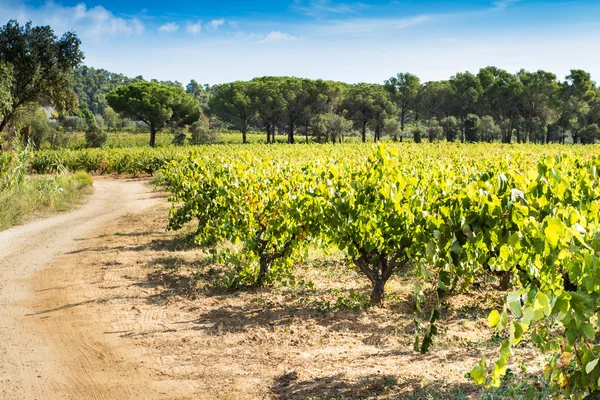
[279, 77, 311, 144]
[440, 116, 460, 142]
[61, 115, 85, 134]
[477, 67, 522, 143]
[579, 123, 600, 144]
[102, 106, 119, 133]
[517, 69, 558, 143]
[464, 114, 480, 142]
[368, 87, 395, 142]
[310, 112, 352, 143]
[186, 79, 211, 108]
[107, 81, 200, 147]
[419, 80, 452, 124]
[207, 81, 255, 144]
[189, 113, 218, 144]
[301, 80, 346, 143]
[343, 83, 379, 142]
[382, 117, 401, 141]
[384, 73, 421, 142]
[81, 105, 107, 148]
[450, 72, 482, 141]
[73, 66, 137, 114]
[250, 78, 285, 144]
[479, 115, 501, 142]
[0, 62, 13, 129]
[408, 123, 423, 143]
[0, 20, 84, 134]
[11, 104, 51, 149]
[424, 118, 443, 142]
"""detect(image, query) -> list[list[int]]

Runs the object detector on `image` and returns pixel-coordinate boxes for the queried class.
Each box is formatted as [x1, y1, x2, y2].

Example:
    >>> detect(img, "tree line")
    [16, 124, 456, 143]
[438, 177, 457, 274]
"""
[1, 19, 599, 149]
[208, 70, 600, 145]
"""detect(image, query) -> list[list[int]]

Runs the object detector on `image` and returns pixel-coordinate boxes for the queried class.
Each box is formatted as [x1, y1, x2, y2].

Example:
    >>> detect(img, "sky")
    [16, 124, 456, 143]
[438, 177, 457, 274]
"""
[1, 0, 600, 85]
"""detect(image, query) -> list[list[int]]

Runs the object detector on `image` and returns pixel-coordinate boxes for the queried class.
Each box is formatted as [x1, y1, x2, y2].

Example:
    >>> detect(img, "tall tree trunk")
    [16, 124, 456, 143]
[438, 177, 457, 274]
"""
[149, 125, 157, 147]
[305, 125, 309, 144]
[288, 121, 295, 144]
[400, 111, 405, 142]
[242, 127, 247, 144]
[266, 124, 271, 144]
[361, 122, 366, 143]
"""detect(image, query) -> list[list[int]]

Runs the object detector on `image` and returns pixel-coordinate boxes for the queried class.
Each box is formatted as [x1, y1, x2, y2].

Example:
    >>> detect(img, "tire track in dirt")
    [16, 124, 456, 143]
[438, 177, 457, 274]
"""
[0, 178, 161, 400]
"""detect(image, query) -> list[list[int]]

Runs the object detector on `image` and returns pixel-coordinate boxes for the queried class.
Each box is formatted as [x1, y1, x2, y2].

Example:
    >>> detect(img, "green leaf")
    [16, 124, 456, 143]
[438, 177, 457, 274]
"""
[470, 357, 487, 385]
[586, 359, 599, 374]
[507, 292, 522, 318]
[489, 340, 511, 388]
[522, 307, 534, 328]
[510, 322, 524, 345]
[499, 310, 509, 329]
[499, 245, 510, 261]
[534, 292, 551, 317]
[488, 310, 501, 328]
[544, 217, 566, 247]
[583, 323, 596, 340]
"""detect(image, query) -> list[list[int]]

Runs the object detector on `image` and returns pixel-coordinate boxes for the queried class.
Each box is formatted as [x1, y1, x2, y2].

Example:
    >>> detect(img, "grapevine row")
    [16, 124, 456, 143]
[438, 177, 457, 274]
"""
[161, 142, 600, 397]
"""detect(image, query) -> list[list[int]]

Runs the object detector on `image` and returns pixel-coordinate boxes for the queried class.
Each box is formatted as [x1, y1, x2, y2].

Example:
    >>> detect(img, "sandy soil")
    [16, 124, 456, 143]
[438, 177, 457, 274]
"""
[0, 178, 543, 400]
[0, 177, 167, 399]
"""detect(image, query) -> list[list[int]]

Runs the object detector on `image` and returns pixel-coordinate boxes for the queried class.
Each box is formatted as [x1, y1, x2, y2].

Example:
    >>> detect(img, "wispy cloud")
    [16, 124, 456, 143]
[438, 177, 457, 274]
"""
[206, 18, 225, 31]
[493, 0, 521, 12]
[315, 14, 431, 35]
[0, 1, 144, 38]
[158, 22, 179, 33]
[260, 31, 299, 43]
[186, 20, 202, 34]
[292, 0, 367, 18]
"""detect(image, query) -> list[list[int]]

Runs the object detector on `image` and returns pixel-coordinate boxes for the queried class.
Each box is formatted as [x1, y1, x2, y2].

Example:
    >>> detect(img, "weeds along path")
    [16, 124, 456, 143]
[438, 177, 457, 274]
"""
[0, 178, 161, 400]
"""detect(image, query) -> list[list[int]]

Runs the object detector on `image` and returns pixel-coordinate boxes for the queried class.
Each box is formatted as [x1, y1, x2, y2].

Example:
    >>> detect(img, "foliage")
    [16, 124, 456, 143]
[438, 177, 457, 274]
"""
[0, 61, 13, 130]
[0, 20, 83, 133]
[189, 114, 218, 144]
[9, 104, 52, 149]
[107, 81, 200, 147]
[310, 112, 353, 143]
[82, 105, 107, 148]
[385, 72, 421, 140]
[208, 81, 255, 144]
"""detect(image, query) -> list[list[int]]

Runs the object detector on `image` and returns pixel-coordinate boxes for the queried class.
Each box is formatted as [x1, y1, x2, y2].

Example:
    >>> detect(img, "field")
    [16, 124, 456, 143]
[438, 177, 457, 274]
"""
[2, 140, 600, 399]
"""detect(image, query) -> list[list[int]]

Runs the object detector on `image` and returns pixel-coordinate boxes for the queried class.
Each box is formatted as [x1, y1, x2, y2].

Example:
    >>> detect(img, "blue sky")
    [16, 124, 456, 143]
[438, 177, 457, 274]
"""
[2, 0, 600, 85]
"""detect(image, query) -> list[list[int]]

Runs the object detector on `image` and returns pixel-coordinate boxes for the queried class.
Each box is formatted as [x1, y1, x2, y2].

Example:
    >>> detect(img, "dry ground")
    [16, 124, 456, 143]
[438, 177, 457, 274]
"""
[1, 178, 546, 399]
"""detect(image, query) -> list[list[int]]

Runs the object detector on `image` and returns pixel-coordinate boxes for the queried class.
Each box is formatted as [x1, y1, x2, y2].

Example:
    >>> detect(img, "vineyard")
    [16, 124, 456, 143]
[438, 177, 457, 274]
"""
[155, 142, 600, 398]
[3, 140, 600, 397]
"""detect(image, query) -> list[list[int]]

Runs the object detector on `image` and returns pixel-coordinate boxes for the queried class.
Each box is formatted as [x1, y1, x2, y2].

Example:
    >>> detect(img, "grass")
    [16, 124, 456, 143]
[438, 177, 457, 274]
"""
[0, 171, 94, 231]
[59, 130, 402, 149]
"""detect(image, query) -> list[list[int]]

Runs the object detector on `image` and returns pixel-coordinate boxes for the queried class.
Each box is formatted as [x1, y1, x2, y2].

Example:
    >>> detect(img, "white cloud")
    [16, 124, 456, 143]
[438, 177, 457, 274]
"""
[159, 22, 180, 33]
[0, 1, 144, 38]
[316, 14, 431, 35]
[206, 18, 225, 31]
[493, 0, 521, 12]
[260, 31, 299, 43]
[186, 20, 202, 34]
[292, 0, 366, 18]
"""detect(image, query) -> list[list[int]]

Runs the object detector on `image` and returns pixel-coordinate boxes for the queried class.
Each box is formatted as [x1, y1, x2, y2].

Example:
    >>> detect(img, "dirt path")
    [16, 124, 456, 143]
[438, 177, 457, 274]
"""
[0, 178, 163, 400]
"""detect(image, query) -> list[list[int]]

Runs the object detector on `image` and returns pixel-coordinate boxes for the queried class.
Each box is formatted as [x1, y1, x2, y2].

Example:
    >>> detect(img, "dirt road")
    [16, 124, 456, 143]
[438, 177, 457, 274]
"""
[0, 178, 161, 400]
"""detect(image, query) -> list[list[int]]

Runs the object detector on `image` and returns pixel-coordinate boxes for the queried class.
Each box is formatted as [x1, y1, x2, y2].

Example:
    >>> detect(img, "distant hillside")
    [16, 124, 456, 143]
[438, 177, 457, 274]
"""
[72, 67, 210, 115]
[72, 67, 143, 114]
